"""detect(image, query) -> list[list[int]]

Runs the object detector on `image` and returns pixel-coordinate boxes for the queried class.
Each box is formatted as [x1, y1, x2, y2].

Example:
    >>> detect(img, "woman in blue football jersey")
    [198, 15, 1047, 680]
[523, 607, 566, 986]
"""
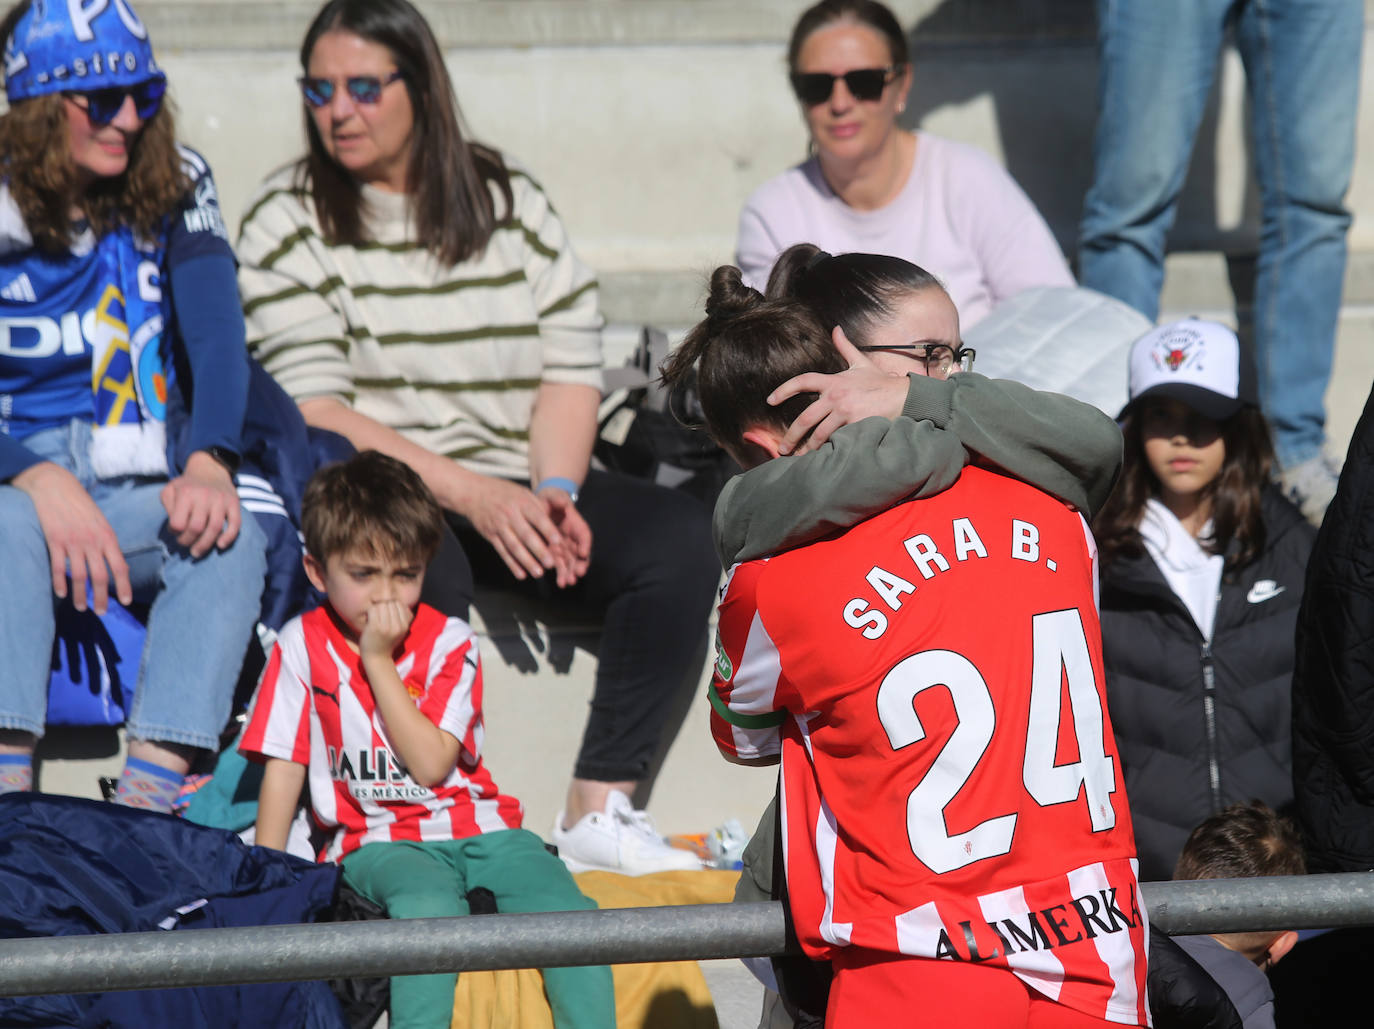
[0, 0, 265, 809]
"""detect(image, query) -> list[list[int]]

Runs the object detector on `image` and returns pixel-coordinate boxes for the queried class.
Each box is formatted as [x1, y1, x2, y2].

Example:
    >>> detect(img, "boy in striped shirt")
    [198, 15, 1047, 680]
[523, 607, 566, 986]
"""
[241, 450, 612, 1029]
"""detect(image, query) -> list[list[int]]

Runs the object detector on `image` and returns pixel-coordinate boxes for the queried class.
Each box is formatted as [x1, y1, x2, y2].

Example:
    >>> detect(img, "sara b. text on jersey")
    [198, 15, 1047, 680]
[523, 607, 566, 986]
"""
[845, 516, 1061, 640]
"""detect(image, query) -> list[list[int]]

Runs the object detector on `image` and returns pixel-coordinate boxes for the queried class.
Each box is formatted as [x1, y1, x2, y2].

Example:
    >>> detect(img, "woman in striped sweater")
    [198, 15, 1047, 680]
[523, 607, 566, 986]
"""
[238, 0, 717, 875]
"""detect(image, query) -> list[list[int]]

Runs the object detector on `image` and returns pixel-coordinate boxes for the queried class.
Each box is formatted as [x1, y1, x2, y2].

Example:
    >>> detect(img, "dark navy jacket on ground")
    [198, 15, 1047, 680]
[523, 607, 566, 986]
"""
[1100, 487, 1314, 882]
[0, 793, 345, 1028]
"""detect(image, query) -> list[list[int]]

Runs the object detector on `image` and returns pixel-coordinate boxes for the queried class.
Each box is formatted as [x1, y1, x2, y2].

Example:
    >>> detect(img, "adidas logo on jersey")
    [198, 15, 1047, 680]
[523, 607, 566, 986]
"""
[0, 273, 36, 303]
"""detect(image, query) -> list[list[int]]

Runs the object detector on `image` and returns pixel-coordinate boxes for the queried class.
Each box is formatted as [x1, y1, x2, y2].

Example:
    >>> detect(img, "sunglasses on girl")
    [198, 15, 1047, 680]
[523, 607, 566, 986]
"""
[298, 70, 403, 108]
[790, 65, 901, 106]
[65, 78, 166, 125]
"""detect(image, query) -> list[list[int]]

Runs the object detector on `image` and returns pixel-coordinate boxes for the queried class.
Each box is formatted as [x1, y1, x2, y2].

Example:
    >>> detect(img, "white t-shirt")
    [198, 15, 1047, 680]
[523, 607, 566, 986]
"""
[735, 132, 1073, 328]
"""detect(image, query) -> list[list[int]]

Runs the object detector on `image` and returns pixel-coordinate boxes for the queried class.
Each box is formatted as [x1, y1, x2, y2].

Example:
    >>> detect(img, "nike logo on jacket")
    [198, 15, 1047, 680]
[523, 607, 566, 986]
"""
[1246, 579, 1287, 604]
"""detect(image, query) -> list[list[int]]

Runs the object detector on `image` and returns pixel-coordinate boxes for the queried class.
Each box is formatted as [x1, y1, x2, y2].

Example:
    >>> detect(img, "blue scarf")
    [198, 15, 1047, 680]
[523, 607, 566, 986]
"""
[88, 224, 170, 478]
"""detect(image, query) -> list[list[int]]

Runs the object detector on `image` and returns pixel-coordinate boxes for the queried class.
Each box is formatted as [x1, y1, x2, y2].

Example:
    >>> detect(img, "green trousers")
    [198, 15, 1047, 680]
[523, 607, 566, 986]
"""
[342, 829, 615, 1029]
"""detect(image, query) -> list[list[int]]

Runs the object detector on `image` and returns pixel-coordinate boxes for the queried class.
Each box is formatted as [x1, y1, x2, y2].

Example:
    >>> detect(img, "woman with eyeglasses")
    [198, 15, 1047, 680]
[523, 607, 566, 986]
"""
[713, 240, 1122, 606]
[668, 244, 1146, 1028]
[0, 0, 266, 808]
[238, 0, 718, 880]
[737, 0, 1072, 329]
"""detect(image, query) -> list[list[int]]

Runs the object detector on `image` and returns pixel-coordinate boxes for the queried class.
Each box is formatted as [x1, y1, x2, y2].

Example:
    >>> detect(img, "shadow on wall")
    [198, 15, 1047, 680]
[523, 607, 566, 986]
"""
[896, 0, 1260, 266]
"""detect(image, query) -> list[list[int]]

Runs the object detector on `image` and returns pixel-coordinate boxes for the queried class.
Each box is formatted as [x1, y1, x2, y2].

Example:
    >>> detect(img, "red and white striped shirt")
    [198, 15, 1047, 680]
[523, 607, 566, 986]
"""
[711, 468, 1150, 1025]
[241, 603, 524, 863]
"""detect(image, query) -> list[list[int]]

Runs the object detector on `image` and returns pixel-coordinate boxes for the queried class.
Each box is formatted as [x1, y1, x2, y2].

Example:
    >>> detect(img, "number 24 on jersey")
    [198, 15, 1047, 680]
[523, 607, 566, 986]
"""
[877, 608, 1118, 874]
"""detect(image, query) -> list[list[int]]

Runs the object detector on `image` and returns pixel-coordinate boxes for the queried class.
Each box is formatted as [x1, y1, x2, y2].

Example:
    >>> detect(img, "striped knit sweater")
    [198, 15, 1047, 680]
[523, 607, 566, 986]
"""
[236, 161, 604, 480]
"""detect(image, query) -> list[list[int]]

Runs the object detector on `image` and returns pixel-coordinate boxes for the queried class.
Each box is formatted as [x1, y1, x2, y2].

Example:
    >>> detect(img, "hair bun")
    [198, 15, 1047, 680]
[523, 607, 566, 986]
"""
[704, 265, 762, 323]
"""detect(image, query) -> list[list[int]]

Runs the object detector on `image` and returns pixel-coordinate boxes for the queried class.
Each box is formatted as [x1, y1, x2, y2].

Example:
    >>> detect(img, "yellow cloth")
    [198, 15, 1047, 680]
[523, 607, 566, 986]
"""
[451, 869, 740, 1028]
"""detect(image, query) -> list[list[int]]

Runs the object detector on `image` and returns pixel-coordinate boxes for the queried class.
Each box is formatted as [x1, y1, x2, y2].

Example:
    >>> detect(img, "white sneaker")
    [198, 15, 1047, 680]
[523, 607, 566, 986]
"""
[1279, 453, 1342, 527]
[552, 790, 703, 875]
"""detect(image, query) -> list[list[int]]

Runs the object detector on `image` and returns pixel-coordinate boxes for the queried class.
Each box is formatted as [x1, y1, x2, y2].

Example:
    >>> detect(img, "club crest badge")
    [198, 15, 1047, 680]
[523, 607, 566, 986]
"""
[1150, 327, 1205, 375]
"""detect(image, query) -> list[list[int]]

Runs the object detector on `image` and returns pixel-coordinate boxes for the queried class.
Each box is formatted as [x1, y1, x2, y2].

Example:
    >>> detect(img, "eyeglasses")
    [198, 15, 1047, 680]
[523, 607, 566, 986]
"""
[855, 342, 976, 378]
[298, 71, 403, 108]
[64, 79, 166, 125]
[790, 66, 901, 106]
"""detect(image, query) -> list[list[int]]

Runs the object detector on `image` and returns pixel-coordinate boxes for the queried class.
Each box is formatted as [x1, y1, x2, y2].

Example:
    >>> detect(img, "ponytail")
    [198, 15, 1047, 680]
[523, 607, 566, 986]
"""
[767, 242, 946, 346]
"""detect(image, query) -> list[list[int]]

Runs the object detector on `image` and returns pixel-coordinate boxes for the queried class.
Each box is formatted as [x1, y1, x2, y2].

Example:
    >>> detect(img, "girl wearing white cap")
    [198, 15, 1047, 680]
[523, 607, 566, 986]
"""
[1092, 318, 1315, 882]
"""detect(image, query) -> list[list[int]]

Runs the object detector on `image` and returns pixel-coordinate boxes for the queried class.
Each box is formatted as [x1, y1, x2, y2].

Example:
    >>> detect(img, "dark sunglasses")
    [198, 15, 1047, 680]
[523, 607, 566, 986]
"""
[65, 78, 166, 125]
[790, 65, 901, 106]
[298, 70, 403, 108]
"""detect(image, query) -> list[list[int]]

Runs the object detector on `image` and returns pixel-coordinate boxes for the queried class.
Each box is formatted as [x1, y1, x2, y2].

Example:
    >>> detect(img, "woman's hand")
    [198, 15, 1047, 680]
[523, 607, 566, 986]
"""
[160, 450, 241, 556]
[538, 486, 593, 588]
[466, 475, 575, 582]
[769, 326, 910, 456]
[11, 461, 132, 614]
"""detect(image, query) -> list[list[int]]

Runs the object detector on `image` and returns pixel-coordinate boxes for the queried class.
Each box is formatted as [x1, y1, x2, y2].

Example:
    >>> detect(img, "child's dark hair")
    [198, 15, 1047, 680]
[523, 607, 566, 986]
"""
[767, 242, 946, 347]
[1092, 404, 1274, 571]
[1174, 801, 1306, 881]
[302, 450, 444, 564]
[660, 264, 844, 457]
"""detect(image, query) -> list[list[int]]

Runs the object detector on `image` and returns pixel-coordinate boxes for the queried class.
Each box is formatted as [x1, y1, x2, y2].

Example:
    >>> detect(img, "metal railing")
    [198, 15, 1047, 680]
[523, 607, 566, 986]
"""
[3, 873, 1374, 998]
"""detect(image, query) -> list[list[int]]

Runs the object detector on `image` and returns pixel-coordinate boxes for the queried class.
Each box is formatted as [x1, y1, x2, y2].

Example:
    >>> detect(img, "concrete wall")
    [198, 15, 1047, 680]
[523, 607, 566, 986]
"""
[132, 0, 1374, 326]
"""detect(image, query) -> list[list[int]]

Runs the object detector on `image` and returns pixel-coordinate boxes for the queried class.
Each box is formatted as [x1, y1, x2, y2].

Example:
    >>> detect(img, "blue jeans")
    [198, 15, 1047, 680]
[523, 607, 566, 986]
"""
[0, 421, 267, 749]
[1078, 0, 1363, 468]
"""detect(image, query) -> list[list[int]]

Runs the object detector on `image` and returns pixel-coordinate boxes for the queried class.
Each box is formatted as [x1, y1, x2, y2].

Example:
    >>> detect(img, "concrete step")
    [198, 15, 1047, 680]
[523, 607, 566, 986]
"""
[599, 249, 1374, 329]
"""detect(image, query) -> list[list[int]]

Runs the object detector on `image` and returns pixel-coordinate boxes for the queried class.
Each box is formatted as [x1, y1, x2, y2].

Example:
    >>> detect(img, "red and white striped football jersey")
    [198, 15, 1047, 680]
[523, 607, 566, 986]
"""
[241, 603, 524, 863]
[711, 467, 1149, 1026]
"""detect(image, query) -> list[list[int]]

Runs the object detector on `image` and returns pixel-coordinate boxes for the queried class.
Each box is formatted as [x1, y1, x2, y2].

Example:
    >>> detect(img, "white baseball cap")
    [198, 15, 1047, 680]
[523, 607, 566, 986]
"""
[1124, 317, 1258, 421]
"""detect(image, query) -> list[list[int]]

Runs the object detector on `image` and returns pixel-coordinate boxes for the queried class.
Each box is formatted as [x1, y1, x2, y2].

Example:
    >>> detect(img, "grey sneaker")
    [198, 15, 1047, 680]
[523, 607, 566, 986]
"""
[1279, 454, 1342, 527]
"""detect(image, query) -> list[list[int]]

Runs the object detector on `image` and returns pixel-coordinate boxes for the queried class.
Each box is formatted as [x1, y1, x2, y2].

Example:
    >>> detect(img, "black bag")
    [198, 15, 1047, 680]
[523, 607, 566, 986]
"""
[594, 326, 739, 507]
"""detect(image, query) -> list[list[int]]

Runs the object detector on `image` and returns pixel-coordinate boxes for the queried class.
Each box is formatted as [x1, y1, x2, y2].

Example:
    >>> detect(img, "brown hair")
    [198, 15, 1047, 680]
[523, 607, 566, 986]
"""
[0, 1, 188, 253]
[302, 450, 444, 565]
[787, 0, 910, 74]
[767, 241, 947, 346]
[296, 0, 512, 266]
[1092, 404, 1274, 571]
[660, 265, 845, 460]
[1175, 801, 1306, 882]
[1175, 801, 1305, 959]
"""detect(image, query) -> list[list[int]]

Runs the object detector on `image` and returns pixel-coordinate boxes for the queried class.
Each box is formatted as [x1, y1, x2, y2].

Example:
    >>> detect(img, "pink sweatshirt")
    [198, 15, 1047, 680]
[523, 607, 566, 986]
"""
[736, 133, 1073, 328]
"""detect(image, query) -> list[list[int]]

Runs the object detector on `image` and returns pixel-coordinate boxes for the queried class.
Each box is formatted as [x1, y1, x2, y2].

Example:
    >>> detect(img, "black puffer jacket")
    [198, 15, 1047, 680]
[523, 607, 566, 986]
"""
[1100, 488, 1315, 881]
[1292, 385, 1374, 872]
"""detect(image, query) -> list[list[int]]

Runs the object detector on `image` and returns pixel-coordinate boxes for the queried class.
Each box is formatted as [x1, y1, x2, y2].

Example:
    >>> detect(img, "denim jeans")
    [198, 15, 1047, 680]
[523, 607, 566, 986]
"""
[1078, 0, 1363, 468]
[0, 420, 267, 749]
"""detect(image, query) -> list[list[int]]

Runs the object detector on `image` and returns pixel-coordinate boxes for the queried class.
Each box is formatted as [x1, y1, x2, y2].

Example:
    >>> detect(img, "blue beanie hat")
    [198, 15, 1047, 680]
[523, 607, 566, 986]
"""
[3, 0, 164, 101]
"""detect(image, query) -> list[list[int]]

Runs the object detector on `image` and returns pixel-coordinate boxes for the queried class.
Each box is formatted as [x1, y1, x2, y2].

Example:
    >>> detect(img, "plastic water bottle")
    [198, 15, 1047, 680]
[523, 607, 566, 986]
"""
[707, 818, 749, 870]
